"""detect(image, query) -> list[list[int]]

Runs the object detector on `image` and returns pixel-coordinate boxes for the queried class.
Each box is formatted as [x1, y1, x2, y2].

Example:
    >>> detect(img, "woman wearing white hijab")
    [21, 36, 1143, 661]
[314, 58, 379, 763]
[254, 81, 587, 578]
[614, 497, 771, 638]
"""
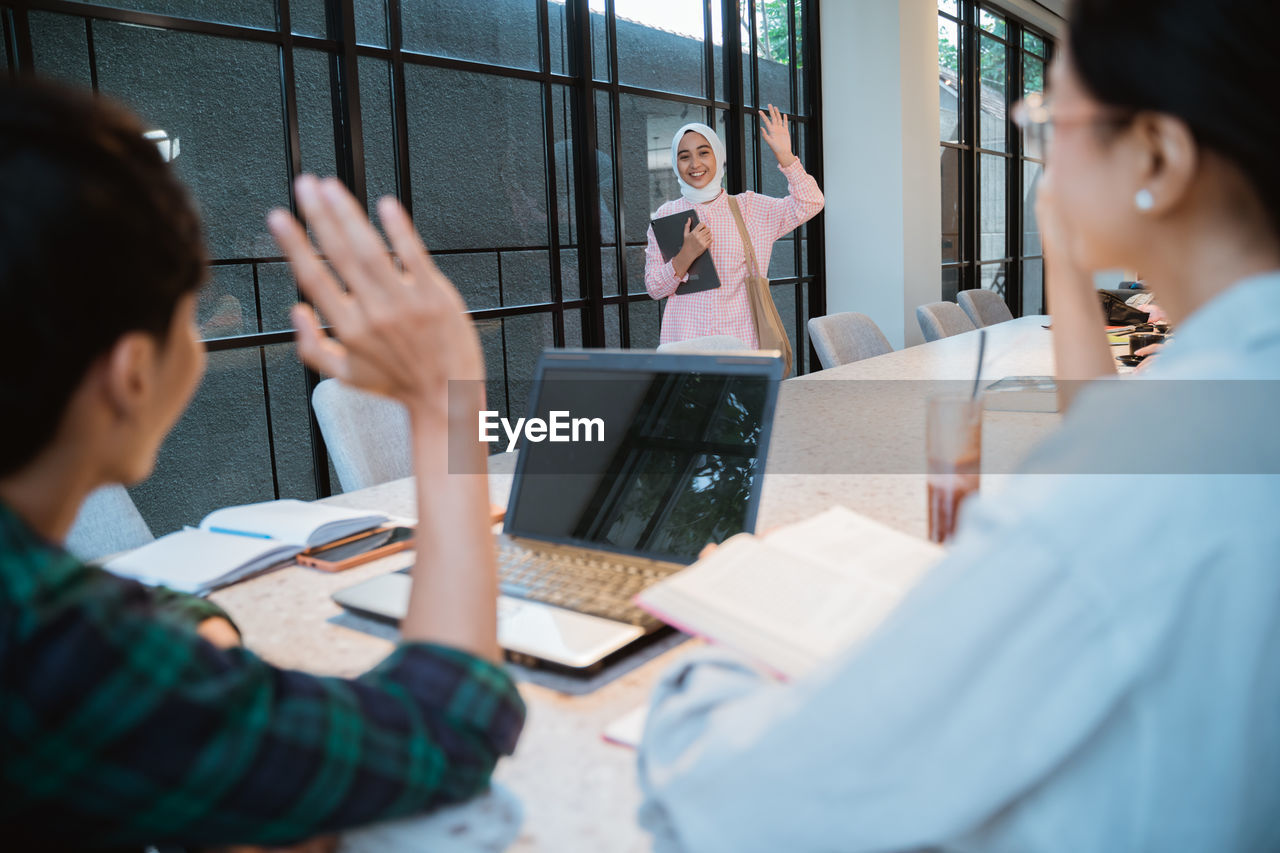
[643, 105, 824, 354]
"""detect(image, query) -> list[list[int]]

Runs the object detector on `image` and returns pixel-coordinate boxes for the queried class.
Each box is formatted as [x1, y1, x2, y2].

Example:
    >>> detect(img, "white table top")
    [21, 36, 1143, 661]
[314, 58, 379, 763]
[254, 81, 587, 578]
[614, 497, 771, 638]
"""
[210, 314, 1062, 852]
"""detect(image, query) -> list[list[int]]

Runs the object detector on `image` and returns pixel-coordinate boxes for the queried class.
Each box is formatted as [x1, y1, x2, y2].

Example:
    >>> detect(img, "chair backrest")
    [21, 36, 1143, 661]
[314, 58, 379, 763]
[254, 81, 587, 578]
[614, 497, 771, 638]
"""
[806, 312, 893, 369]
[312, 378, 412, 493]
[958, 289, 1014, 327]
[66, 484, 153, 562]
[656, 334, 748, 353]
[916, 301, 977, 342]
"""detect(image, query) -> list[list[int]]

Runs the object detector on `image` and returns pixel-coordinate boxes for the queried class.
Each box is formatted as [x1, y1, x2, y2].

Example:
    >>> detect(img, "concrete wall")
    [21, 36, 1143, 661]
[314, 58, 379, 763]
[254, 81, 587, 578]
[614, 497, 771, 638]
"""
[820, 0, 940, 348]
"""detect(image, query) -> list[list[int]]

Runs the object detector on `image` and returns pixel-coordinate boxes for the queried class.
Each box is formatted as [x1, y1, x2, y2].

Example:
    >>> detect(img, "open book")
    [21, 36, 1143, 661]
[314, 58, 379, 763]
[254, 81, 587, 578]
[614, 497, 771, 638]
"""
[635, 506, 943, 680]
[104, 499, 388, 595]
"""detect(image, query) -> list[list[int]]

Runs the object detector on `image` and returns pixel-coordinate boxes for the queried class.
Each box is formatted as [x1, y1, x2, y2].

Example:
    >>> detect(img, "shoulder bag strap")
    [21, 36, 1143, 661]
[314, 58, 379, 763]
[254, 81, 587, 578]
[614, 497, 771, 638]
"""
[727, 196, 760, 281]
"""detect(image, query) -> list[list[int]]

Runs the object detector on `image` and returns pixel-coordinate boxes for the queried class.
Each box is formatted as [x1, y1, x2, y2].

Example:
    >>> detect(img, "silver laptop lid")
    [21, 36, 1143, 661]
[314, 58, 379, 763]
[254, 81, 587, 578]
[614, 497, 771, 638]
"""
[502, 349, 784, 566]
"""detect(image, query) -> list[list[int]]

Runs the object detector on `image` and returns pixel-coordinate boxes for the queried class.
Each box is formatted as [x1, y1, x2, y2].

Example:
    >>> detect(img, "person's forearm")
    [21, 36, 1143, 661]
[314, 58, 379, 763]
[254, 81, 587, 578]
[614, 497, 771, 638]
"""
[671, 246, 698, 280]
[400, 384, 501, 662]
[1046, 257, 1116, 410]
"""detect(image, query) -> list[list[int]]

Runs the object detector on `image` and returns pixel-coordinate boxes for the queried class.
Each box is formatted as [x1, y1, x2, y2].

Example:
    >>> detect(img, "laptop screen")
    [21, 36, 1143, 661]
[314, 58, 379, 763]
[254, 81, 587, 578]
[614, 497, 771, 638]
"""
[503, 350, 782, 565]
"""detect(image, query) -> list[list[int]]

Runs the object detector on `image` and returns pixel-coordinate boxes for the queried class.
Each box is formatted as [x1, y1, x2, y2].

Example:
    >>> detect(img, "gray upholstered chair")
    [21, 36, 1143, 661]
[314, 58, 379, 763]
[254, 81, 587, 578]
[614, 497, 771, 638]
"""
[806, 312, 893, 369]
[312, 378, 412, 492]
[958, 289, 1014, 327]
[916, 301, 977, 342]
[656, 334, 749, 353]
[66, 484, 153, 562]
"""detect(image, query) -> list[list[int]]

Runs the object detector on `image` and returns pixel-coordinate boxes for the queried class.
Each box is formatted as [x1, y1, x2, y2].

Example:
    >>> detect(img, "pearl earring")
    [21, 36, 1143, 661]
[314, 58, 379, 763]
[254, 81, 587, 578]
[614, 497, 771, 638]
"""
[1135, 188, 1155, 212]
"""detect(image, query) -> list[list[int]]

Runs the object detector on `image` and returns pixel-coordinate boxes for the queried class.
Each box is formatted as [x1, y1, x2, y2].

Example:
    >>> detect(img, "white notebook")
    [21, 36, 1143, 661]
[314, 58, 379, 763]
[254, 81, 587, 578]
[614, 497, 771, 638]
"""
[105, 499, 387, 595]
[635, 506, 943, 680]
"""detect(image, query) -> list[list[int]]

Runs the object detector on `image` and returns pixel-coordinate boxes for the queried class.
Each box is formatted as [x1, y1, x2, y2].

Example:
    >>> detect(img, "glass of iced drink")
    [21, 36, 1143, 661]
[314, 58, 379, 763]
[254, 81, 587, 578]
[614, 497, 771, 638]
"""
[926, 394, 983, 544]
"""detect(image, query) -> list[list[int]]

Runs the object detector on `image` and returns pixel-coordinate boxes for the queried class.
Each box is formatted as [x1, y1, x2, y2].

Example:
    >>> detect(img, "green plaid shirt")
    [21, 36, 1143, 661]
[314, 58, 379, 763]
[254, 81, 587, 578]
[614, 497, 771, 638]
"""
[0, 501, 525, 850]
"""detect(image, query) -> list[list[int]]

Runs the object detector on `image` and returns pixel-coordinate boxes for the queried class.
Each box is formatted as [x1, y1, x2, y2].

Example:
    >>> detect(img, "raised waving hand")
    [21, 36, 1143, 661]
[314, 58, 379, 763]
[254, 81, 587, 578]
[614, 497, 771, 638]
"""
[758, 103, 797, 168]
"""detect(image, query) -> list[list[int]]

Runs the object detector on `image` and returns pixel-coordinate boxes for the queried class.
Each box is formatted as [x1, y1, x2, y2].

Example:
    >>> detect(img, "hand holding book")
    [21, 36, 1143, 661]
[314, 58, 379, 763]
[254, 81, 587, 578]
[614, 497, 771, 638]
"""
[636, 507, 943, 680]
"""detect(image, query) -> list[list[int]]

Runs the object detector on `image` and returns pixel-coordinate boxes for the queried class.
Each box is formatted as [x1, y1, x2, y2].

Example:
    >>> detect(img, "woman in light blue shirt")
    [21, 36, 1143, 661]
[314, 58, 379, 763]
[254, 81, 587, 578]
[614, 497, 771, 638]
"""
[637, 1, 1280, 850]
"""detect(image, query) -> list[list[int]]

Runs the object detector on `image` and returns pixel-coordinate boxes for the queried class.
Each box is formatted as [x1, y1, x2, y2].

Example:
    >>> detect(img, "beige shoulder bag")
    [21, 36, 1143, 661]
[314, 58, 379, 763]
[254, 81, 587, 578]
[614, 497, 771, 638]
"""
[727, 195, 793, 377]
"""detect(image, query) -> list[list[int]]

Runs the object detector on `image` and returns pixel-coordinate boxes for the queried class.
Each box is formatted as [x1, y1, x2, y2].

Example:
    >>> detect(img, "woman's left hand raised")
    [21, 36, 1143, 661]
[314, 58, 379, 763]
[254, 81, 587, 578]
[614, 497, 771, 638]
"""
[759, 104, 797, 168]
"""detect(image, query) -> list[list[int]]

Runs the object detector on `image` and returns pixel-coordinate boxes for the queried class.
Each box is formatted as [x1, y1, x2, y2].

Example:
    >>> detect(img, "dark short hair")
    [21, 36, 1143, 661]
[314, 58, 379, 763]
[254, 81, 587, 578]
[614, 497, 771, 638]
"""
[1069, 0, 1280, 236]
[0, 79, 206, 477]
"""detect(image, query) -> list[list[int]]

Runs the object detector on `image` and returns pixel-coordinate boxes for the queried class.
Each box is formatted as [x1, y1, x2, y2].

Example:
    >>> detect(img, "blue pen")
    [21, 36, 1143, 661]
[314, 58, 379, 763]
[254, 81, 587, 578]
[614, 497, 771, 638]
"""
[209, 526, 274, 539]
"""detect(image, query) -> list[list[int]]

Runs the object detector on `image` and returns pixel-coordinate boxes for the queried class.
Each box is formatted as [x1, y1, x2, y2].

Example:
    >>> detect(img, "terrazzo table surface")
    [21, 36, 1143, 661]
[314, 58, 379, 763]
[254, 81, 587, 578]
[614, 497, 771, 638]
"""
[210, 315, 1060, 852]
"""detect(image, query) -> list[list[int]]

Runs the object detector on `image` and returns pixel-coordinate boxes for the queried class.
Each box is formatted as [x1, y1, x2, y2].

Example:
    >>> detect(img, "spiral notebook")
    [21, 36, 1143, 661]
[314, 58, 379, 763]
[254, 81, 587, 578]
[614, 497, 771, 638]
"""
[104, 499, 388, 595]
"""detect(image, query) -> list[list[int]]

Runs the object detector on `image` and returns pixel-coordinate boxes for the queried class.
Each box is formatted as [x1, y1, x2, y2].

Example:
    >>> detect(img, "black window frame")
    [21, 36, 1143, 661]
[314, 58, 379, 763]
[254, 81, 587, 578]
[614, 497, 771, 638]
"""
[939, 0, 1052, 317]
[3, 0, 822, 508]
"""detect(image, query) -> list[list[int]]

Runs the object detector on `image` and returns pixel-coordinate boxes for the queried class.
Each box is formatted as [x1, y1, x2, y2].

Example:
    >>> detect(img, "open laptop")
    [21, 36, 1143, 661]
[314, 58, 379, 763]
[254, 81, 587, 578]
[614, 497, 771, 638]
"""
[333, 348, 783, 672]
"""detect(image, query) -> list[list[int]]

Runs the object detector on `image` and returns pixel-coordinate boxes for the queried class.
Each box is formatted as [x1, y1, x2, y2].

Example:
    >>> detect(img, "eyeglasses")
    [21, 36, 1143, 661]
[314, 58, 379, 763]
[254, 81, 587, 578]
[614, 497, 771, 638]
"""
[1011, 92, 1132, 160]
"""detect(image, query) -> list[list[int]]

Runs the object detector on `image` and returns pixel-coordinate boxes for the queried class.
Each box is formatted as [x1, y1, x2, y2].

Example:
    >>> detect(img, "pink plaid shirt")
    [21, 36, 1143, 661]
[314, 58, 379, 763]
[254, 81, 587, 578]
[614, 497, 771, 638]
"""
[644, 159, 824, 347]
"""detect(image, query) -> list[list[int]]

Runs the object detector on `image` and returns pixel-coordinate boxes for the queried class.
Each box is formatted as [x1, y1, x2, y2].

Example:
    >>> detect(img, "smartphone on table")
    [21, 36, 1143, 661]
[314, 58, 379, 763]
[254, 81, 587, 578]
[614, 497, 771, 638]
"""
[296, 526, 414, 572]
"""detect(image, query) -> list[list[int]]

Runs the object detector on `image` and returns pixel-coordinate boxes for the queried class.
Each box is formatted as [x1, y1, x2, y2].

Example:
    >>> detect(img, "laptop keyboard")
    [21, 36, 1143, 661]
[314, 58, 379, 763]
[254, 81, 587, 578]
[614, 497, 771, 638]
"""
[496, 542, 677, 629]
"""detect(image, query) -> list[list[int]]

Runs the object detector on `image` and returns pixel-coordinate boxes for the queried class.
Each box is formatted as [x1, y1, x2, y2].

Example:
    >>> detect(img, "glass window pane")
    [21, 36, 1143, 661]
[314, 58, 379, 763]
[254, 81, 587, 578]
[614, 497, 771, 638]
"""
[475, 318, 508, 419]
[800, 283, 809, 373]
[200, 265, 255, 340]
[294, 49, 339, 177]
[743, 112, 759, 192]
[594, 90, 624, 295]
[356, 0, 387, 47]
[756, 0, 791, 114]
[775, 282, 798, 361]
[938, 15, 960, 143]
[357, 57, 397, 217]
[769, 235, 797, 279]
[563, 303, 584, 347]
[978, 35, 1007, 151]
[291, 0, 327, 38]
[711, 0, 726, 100]
[1023, 31, 1045, 57]
[401, 0, 539, 70]
[549, 0, 568, 76]
[601, 302, 622, 348]
[404, 66, 547, 250]
[795, 0, 807, 116]
[941, 146, 962, 262]
[618, 93, 705, 244]
[978, 10, 1006, 38]
[1023, 54, 1045, 98]
[627, 298, 662, 348]
[979, 261, 1009, 300]
[740, 0, 754, 107]
[591, 0, 611, 82]
[502, 313, 556, 418]
[256, 262, 305, 335]
[979, 153, 1007, 260]
[626, 244, 647, 297]
[1023, 161, 1043, 255]
[941, 266, 961, 302]
[1023, 257, 1045, 316]
[938, 0, 959, 15]
[263, 345, 322, 500]
[56, 1, 274, 29]
[760, 117, 789, 199]
[434, 252, 500, 312]
[551, 85, 578, 249]
[616, 0, 708, 97]
[30, 12, 93, 89]
[131, 344, 312, 536]
[596, 90, 620, 246]
[93, 22, 288, 260]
